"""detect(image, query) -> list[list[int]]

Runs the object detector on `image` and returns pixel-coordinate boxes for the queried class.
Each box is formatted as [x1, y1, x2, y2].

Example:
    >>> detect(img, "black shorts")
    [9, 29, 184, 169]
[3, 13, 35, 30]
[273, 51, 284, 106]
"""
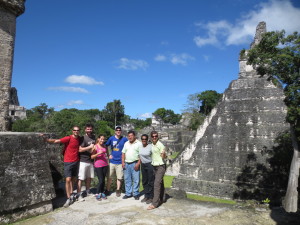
[64, 161, 79, 178]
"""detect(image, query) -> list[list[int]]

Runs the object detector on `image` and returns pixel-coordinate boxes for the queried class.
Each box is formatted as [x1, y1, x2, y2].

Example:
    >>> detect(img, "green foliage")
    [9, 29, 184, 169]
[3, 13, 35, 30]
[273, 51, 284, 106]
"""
[239, 48, 246, 59]
[129, 118, 151, 130]
[102, 99, 125, 128]
[262, 198, 270, 204]
[12, 103, 55, 132]
[198, 90, 222, 115]
[94, 120, 114, 137]
[153, 108, 181, 125]
[247, 30, 300, 140]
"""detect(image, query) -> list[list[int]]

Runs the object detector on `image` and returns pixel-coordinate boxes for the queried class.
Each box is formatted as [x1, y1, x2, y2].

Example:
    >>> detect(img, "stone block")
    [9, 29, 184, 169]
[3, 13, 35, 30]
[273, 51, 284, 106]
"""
[0, 132, 62, 224]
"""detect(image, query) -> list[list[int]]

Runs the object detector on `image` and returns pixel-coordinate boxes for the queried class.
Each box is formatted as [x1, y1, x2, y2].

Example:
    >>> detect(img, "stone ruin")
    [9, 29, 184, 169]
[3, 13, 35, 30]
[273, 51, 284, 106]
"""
[0, 1, 63, 223]
[9, 87, 26, 121]
[169, 22, 290, 202]
[0, 0, 26, 131]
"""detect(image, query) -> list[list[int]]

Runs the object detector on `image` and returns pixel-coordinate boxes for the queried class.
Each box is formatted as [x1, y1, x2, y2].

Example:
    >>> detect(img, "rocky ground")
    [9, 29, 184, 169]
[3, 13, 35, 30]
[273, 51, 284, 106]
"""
[13, 190, 300, 225]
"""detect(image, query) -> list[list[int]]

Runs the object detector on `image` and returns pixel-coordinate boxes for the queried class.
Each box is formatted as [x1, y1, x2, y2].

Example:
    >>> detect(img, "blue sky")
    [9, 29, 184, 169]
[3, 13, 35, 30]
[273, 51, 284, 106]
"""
[12, 0, 300, 119]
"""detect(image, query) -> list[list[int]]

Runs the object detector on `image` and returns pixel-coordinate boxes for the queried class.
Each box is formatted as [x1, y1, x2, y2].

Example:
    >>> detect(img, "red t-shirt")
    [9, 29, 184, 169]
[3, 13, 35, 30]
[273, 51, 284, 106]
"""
[60, 135, 80, 162]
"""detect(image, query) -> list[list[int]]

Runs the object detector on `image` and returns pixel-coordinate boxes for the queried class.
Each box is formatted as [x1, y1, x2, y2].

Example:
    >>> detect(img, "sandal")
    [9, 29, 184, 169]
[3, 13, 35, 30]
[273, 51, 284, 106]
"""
[147, 205, 156, 210]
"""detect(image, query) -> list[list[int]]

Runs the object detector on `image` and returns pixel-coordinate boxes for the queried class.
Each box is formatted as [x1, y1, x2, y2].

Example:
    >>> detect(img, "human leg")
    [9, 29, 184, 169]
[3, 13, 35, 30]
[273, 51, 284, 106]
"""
[85, 162, 94, 191]
[115, 164, 124, 193]
[94, 167, 104, 194]
[132, 162, 140, 197]
[64, 162, 79, 198]
[151, 165, 166, 208]
[65, 177, 72, 198]
[124, 163, 133, 196]
[141, 163, 148, 197]
[147, 163, 155, 199]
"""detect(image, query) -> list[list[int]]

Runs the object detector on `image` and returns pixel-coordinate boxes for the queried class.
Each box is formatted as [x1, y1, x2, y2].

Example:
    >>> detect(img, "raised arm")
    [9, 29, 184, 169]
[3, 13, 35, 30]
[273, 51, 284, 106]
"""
[40, 134, 61, 144]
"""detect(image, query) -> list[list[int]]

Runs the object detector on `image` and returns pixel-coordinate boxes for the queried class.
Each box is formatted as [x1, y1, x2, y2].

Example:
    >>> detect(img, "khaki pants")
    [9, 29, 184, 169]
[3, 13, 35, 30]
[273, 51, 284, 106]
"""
[152, 164, 166, 207]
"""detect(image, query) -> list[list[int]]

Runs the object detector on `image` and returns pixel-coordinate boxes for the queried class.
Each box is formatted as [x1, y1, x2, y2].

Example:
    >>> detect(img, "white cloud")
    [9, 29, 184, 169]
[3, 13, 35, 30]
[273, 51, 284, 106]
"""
[203, 55, 210, 62]
[55, 100, 84, 109]
[137, 112, 152, 119]
[65, 75, 104, 85]
[155, 53, 195, 66]
[154, 54, 167, 62]
[170, 53, 195, 66]
[194, 0, 300, 47]
[117, 58, 149, 70]
[67, 100, 84, 106]
[47, 86, 89, 93]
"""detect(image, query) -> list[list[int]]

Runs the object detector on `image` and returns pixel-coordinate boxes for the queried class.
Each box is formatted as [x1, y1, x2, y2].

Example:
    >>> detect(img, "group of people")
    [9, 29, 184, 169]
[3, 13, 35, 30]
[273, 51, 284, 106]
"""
[42, 124, 167, 210]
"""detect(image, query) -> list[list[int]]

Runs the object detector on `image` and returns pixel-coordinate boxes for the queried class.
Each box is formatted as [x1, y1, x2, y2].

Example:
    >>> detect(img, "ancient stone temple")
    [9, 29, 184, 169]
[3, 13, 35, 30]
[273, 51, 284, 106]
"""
[9, 87, 26, 121]
[0, 0, 25, 131]
[171, 22, 290, 200]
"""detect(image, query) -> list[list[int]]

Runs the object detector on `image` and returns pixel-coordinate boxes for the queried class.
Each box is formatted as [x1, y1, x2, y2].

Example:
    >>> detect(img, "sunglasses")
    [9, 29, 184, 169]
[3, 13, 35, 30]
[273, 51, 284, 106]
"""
[151, 135, 158, 138]
[141, 138, 148, 141]
[73, 129, 80, 131]
[115, 129, 121, 131]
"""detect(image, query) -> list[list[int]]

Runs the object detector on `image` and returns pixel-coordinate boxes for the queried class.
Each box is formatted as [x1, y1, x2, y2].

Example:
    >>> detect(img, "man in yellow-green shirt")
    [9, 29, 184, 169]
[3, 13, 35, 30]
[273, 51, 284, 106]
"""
[122, 130, 142, 200]
[147, 131, 167, 210]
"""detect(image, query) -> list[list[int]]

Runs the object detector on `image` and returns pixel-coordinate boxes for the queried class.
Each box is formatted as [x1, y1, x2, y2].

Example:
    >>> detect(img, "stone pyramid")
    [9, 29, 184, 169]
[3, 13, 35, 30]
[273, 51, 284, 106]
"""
[170, 22, 290, 199]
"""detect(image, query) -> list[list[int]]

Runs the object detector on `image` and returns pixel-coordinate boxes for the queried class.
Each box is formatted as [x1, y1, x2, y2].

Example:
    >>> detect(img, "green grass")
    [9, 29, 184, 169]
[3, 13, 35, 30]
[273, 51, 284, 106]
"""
[170, 152, 180, 159]
[187, 193, 236, 205]
[139, 175, 174, 191]
[164, 175, 175, 188]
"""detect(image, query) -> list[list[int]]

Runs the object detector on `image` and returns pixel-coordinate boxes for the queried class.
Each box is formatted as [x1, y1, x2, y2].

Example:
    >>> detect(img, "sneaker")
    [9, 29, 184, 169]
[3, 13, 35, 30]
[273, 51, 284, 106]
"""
[122, 195, 132, 199]
[116, 190, 121, 197]
[146, 198, 152, 204]
[104, 190, 111, 196]
[134, 195, 140, 200]
[70, 194, 77, 203]
[101, 193, 107, 200]
[96, 193, 102, 201]
[141, 197, 148, 203]
[63, 198, 71, 208]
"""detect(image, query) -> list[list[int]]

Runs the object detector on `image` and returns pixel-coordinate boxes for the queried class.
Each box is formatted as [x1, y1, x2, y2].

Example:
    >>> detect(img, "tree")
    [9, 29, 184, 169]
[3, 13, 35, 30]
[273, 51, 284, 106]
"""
[182, 93, 201, 114]
[153, 108, 181, 125]
[247, 30, 300, 212]
[102, 99, 125, 128]
[198, 90, 222, 115]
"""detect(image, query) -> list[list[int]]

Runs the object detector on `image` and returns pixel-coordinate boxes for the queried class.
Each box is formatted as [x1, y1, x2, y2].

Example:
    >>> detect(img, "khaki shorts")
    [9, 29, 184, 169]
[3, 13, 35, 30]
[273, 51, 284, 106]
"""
[78, 162, 94, 180]
[109, 163, 123, 180]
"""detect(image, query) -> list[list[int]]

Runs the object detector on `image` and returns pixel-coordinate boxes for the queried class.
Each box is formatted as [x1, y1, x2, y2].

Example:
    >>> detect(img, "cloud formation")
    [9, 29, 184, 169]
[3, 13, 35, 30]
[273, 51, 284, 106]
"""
[154, 54, 167, 62]
[67, 100, 84, 106]
[194, 0, 300, 47]
[117, 58, 149, 70]
[65, 75, 104, 85]
[47, 86, 89, 93]
[137, 112, 152, 119]
[154, 53, 195, 66]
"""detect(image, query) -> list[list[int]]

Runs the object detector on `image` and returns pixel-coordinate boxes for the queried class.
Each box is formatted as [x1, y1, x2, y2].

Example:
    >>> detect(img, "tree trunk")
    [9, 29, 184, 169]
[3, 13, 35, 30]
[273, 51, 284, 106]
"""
[283, 125, 300, 212]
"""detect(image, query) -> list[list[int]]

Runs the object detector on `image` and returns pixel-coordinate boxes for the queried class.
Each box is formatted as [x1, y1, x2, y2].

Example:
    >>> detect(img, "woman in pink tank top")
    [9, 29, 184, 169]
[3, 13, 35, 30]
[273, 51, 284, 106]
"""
[91, 135, 109, 200]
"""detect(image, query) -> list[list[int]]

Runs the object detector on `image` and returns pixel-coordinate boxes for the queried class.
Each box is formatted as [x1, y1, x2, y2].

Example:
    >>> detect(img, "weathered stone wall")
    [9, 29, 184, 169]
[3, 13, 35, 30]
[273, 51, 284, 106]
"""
[0, 0, 25, 131]
[0, 132, 62, 224]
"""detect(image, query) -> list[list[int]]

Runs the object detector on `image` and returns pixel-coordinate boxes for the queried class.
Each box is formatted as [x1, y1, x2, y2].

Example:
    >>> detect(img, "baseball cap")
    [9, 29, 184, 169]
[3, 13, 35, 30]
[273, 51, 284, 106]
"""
[115, 126, 122, 130]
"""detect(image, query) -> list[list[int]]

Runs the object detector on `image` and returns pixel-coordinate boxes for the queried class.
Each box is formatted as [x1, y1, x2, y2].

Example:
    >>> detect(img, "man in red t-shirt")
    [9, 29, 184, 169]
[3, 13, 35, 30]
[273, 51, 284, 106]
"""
[42, 126, 81, 207]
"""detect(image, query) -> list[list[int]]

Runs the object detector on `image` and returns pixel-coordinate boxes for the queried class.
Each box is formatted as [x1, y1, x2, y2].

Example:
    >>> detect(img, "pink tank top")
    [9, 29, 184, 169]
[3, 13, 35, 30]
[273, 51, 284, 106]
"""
[94, 145, 108, 168]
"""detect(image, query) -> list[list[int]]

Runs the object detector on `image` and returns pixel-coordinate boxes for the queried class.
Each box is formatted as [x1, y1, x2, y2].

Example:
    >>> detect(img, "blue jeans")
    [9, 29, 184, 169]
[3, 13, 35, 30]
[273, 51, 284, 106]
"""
[124, 162, 140, 197]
